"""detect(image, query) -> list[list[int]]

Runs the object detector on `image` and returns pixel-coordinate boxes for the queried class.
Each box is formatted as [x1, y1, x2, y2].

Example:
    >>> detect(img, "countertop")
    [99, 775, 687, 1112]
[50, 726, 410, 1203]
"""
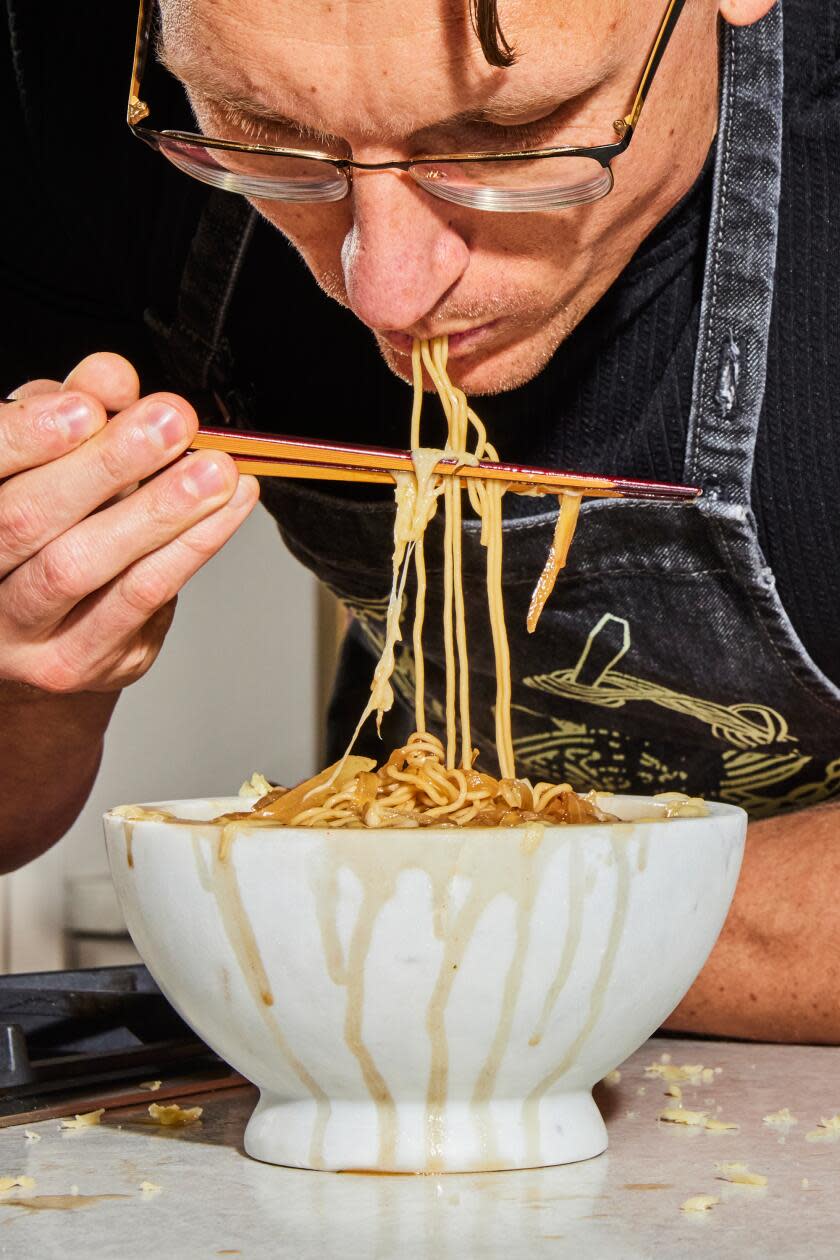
[0, 1035, 837, 1259]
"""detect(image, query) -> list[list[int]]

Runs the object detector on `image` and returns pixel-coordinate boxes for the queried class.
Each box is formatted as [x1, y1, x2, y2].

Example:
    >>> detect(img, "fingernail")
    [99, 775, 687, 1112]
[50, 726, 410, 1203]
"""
[182, 454, 228, 499]
[145, 402, 187, 451]
[53, 395, 98, 442]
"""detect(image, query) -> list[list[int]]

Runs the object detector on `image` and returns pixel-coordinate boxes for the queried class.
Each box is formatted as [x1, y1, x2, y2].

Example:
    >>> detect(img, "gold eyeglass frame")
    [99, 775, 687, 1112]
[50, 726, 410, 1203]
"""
[127, 0, 688, 209]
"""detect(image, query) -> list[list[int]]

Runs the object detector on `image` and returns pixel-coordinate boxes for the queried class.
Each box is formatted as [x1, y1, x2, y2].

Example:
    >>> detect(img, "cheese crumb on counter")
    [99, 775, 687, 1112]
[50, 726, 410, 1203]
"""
[139, 1081, 163, 1092]
[23, 1131, 40, 1143]
[646, 1062, 717, 1086]
[60, 1109, 104, 1130]
[140, 1181, 162, 1195]
[715, 1162, 768, 1186]
[806, 1115, 840, 1142]
[0, 1176, 35, 1193]
[665, 1084, 683, 1100]
[660, 1107, 709, 1127]
[763, 1108, 797, 1130]
[681, 1194, 718, 1213]
[603, 1070, 621, 1086]
[659, 1107, 738, 1132]
[148, 1103, 203, 1127]
[703, 1118, 739, 1133]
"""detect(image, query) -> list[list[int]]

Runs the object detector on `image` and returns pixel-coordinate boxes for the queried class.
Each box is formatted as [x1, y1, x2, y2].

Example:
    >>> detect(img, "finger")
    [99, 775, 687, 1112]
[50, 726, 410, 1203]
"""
[7, 378, 62, 401]
[6, 452, 240, 631]
[23, 477, 259, 694]
[0, 391, 107, 478]
[63, 353, 141, 414]
[0, 391, 198, 576]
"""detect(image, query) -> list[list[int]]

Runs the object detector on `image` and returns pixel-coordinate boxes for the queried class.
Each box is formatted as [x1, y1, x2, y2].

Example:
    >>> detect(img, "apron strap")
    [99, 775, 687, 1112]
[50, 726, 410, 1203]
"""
[685, 8, 784, 504]
[144, 192, 258, 423]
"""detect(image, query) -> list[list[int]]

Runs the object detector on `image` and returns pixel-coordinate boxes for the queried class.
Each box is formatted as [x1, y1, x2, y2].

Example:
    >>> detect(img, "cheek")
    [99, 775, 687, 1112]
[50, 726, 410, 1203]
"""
[250, 200, 353, 299]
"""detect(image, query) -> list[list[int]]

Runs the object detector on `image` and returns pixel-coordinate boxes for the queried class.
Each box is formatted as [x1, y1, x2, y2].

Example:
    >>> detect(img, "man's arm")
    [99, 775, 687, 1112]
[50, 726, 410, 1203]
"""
[664, 800, 840, 1043]
[0, 683, 118, 873]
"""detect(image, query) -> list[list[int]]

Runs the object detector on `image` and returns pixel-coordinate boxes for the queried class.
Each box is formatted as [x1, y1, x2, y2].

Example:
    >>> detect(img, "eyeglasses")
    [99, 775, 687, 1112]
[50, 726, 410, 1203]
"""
[127, 0, 687, 214]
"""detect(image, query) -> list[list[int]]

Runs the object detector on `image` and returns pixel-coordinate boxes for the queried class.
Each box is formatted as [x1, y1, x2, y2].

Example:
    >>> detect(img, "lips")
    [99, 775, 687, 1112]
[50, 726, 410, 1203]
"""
[380, 320, 501, 358]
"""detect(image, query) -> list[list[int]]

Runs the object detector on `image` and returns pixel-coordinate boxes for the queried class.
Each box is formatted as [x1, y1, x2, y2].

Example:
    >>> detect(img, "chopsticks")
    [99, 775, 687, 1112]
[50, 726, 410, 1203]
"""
[191, 426, 701, 503]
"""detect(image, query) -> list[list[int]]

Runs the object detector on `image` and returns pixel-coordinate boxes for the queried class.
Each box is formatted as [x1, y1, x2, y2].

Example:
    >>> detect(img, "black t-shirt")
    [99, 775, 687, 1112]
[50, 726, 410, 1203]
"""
[2, 0, 839, 686]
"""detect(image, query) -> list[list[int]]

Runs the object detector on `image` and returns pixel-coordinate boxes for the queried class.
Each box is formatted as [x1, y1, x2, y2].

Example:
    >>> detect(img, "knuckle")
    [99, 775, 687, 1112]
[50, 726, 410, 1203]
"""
[90, 430, 136, 486]
[30, 540, 89, 606]
[0, 492, 47, 563]
[27, 652, 85, 696]
[179, 520, 229, 564]
[143, 477, 191, 531]
[117, 561, 173, 618]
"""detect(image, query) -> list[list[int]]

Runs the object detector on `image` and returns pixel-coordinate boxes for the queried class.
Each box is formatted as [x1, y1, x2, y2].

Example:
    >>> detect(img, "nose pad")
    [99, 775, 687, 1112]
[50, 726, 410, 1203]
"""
[341, 170, 470, 331]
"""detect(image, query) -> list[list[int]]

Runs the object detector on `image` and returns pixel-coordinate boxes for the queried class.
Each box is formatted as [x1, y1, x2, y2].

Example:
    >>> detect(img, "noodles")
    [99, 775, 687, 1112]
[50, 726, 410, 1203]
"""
[132, 340, 707, 832]
[118, 342, 711, 832]
[267, 335, 600, 829]
[247, 732, 614, 829]
[328, 333, 514, 784]
[527, 492, 582, 633]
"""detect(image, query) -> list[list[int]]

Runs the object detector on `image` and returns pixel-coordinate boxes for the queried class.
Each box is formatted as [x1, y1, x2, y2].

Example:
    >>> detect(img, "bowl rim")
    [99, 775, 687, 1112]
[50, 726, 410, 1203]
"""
[103, 792, 748, 835]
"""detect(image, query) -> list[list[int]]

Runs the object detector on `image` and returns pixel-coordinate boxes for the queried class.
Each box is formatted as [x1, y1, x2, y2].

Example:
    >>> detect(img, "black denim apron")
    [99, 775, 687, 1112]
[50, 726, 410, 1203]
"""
[148, 8, 840, 819]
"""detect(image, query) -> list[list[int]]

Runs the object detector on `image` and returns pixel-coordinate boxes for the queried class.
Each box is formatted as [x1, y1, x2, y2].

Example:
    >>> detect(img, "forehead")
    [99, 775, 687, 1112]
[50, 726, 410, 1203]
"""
[161, 0, 636, 138]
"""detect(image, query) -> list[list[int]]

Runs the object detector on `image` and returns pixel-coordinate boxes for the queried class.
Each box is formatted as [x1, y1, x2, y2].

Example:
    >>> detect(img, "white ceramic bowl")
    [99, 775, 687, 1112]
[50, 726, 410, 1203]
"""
[103, 795, 745, 1173]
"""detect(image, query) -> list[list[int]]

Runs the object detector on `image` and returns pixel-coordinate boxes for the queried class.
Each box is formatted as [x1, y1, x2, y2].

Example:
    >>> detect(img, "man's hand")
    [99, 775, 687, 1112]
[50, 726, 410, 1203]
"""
[2, 352, 258, 693]
[664, 799, 840, 1043]
[0, 352, 259, 871]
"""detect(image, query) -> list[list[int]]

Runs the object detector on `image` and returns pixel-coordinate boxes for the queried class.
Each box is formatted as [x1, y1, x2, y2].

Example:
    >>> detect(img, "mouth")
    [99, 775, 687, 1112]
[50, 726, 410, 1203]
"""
[379, 320, 501, 359]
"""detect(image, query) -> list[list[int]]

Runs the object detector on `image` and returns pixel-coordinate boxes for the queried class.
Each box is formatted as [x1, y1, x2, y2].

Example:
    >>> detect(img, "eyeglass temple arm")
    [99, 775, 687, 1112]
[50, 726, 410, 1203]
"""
[615, 0, 688, 138]
[128, 0, 153, 125]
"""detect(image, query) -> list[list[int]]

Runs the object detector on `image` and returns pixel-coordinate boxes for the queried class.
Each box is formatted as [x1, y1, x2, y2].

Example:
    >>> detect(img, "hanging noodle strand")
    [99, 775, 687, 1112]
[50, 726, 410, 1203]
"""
[238, 335, 610, 829]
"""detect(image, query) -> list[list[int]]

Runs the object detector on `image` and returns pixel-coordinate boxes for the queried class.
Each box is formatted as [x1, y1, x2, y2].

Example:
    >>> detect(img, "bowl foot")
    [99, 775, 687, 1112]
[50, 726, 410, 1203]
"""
[244, 1090, 607, 1173]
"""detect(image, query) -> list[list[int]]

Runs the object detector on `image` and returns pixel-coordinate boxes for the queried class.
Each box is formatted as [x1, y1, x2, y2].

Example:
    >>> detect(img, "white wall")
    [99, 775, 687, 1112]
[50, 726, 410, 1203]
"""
[0, 502, 321, 971]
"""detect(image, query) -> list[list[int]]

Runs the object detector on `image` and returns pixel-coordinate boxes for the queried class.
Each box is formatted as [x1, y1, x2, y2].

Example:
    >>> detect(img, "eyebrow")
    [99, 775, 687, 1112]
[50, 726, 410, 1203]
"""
[157, 40, 563, 142]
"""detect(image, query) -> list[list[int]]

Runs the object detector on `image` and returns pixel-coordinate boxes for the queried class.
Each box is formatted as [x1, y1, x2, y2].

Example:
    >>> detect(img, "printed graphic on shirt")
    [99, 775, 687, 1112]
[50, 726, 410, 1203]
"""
[345, 600, 840, 818]
[523, 614, 792, 749]
[520, 613, 840, 817]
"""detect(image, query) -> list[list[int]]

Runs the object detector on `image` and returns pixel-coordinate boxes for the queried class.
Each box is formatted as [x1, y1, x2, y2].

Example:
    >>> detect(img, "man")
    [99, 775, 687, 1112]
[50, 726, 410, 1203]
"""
[2, 0, 839, 1043]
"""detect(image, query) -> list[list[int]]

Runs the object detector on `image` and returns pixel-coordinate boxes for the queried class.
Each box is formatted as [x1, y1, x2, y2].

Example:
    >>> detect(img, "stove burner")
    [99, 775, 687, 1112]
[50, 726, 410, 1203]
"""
[0, 965, 228, 1118]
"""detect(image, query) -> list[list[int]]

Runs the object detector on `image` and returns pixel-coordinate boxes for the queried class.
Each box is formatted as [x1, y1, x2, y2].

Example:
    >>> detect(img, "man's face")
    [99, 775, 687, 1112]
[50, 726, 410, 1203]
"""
[161, 0, 721, 393]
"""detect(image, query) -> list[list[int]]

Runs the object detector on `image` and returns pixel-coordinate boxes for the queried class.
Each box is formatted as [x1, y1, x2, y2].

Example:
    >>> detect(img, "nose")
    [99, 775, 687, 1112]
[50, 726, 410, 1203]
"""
[341, 171, 470, 332]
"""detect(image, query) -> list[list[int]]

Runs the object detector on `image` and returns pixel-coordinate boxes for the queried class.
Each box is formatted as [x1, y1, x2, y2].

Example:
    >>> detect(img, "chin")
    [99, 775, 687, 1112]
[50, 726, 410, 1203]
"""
[375, 314, 581, 397]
